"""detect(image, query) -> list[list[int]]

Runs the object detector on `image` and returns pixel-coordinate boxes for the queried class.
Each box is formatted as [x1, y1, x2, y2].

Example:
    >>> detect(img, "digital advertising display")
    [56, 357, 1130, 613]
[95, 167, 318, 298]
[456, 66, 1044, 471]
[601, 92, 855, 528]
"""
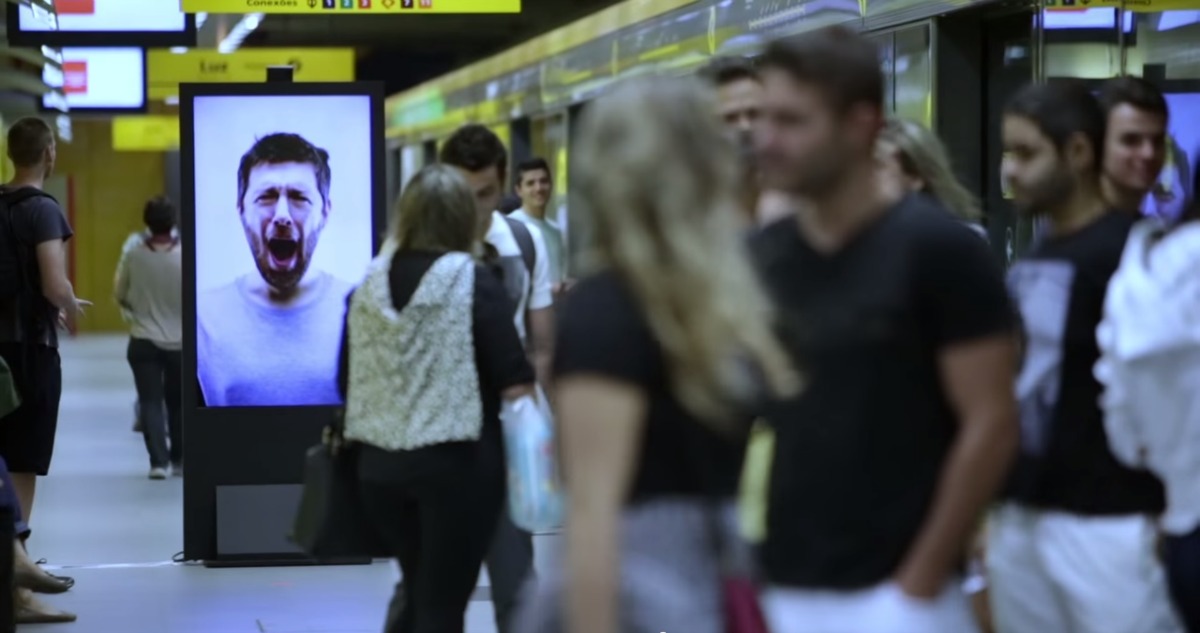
[7, 0, 196, 47]
[190, 92, 375, 408]
[41, 47, 147, 113]
[1143, 92, 1200, 223]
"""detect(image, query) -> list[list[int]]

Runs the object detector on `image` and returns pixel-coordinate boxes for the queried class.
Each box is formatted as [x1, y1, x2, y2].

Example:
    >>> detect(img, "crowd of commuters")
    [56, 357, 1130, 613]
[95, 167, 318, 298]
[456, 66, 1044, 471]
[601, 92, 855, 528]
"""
[3, 19, 1199, 633]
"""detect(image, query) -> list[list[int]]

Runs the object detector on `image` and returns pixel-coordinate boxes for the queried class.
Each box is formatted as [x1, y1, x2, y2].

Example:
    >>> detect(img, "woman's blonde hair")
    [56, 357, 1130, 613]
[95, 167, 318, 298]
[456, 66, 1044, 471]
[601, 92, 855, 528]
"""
[573, 76, 800, 427]
[388, 164, 478, 253]
[880, 118, 981, 221]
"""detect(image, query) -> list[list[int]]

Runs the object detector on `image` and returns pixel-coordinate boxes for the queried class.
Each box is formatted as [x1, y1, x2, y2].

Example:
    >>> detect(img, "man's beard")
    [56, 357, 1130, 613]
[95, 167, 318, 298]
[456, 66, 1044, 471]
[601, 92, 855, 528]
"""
[1015, 164, 1076, 218]
[246, 227, 321, 291]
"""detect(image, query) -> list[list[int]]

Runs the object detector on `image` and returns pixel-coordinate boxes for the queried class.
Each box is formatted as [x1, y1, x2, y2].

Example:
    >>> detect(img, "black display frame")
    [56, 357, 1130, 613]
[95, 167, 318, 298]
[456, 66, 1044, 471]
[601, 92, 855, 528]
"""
[179, 80, 387, 564]
[5, 2, 198, 48]
[37, 47, 149, 115]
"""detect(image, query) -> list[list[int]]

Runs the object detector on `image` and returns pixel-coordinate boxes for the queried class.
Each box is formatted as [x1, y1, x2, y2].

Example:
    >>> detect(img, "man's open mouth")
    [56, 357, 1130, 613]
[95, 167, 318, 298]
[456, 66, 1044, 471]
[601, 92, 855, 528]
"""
[266, 238, 299, 270]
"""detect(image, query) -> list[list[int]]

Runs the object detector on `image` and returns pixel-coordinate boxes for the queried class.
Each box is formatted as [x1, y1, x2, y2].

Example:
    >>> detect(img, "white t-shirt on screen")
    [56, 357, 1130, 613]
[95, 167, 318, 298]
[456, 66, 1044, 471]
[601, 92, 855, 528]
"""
[484, 210, 553, 344]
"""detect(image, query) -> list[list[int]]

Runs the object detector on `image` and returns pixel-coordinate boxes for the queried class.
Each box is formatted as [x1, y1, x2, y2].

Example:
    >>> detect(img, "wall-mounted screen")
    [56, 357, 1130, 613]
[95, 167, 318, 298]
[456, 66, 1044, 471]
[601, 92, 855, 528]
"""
[41, 47, 147, 113]
[1042, 8, 1136, 44]
[7, 0, 196, 47]
[1143, 92, 1199, 224]
[191, 94, 376, 408]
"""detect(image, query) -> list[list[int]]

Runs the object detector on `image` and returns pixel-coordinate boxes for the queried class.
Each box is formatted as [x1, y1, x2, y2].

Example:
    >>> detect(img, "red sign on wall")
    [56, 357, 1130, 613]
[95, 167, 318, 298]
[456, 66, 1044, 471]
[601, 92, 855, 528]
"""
[63, 61, 88, 95]
[56, 0, 96, 15]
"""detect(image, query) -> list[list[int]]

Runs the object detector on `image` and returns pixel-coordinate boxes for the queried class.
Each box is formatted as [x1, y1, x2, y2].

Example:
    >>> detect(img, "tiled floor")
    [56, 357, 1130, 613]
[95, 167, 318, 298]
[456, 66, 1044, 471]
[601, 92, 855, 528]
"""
[29, 334, 544, 632]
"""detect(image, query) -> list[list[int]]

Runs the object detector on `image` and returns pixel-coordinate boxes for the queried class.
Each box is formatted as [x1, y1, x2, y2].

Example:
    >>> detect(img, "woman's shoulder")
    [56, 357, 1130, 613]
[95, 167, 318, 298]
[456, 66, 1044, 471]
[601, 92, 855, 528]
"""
[562, 271, 637, 315]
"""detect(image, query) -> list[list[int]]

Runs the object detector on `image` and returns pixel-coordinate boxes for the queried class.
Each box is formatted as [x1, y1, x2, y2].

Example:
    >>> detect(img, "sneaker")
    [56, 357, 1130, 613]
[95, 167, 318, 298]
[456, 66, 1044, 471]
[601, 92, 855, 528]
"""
[171, 463, 183, 477]
[149, 467, 168, 480]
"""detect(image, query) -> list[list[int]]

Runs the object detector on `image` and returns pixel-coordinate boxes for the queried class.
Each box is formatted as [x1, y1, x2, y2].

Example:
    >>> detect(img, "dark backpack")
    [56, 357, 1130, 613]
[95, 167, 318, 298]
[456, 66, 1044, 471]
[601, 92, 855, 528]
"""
[504, 216, 537, 286]
[0, 187, 54, 302]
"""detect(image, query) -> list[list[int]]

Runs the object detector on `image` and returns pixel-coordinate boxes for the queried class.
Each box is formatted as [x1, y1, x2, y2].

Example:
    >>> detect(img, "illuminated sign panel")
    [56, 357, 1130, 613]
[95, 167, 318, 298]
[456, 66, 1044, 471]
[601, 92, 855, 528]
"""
[181, 0, 519, 13]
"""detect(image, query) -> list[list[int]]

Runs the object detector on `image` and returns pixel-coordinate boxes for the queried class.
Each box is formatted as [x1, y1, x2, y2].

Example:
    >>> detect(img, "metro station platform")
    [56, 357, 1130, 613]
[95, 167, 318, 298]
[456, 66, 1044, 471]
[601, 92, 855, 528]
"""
[31, 334, 531, 633]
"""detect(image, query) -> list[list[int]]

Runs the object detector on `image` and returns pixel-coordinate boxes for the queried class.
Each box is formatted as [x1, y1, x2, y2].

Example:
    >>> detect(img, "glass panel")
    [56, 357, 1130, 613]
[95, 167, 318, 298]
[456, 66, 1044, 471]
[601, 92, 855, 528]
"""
[871, 31, 897, 114]
[1040, 4, 1126, 78]
[533, 113, 574, 273]
[894, 23, 934, 127]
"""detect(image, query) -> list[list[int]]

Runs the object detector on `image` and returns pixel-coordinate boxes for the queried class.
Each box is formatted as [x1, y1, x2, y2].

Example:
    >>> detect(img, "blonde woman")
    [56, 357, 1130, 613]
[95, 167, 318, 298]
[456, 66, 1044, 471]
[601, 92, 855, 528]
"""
[878, 118, 986, 237]
[515, 77, 799, 633]
[338, 164, 534, 633]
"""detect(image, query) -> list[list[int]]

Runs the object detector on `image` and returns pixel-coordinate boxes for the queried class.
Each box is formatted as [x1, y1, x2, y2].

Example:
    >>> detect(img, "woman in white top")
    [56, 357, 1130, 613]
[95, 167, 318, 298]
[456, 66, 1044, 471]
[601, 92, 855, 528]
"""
[114, 196, 183, 480]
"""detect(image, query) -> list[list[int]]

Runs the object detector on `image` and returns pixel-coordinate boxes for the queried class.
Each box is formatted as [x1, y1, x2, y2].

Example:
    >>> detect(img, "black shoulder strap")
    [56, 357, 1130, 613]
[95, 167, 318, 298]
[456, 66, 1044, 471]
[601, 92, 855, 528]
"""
[1, 187, 54, 209]
[504, 216, 537, 280]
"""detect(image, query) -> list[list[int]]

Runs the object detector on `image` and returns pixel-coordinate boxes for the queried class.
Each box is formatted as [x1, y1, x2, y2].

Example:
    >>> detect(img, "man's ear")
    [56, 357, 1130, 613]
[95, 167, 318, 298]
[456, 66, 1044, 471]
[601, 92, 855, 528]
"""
[1064, 131, 1096, 174]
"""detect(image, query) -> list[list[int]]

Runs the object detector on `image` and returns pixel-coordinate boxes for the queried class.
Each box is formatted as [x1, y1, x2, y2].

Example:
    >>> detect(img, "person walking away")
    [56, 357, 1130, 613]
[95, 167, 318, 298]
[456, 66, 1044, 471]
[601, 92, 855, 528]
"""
[751, 26, 1020, 632]
[121, 222, 179, 433]
[438, 124, 555, 633]
[115, 196, 183, 479]
[340, 165, 535, 632]
[1096, 201, 1200, 631]
[988, 80, 1183, 633]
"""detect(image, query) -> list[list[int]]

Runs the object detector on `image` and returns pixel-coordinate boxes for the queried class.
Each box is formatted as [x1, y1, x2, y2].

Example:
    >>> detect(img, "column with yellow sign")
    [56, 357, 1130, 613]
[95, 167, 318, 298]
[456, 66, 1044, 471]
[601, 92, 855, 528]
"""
[112, 116, 181, 152]
[148, 49, 356, 101]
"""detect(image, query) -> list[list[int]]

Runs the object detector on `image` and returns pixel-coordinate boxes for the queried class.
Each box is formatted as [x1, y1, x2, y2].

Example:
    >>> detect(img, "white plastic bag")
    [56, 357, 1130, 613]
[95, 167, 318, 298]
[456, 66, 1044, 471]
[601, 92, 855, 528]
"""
[499, 387, 564, 532]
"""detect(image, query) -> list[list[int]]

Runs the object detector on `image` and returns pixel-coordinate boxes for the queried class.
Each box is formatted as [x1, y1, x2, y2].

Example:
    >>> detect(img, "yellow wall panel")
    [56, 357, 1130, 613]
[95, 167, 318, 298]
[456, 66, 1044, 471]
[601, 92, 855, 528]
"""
[56, 121, 165, 332]
[0, 120, 12, 183]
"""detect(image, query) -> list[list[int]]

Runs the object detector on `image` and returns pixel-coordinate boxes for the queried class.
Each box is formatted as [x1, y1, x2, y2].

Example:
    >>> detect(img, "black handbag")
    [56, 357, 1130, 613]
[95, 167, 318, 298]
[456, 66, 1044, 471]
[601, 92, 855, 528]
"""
[290, 408, 389, 559]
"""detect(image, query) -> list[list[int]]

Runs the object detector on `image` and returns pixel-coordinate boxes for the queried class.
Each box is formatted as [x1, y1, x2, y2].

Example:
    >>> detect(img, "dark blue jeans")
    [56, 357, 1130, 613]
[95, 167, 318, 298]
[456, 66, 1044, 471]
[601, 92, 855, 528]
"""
[1166, 525, 1200, 632]
[0, 455, 28, 539]
[126, 338, 183, 469]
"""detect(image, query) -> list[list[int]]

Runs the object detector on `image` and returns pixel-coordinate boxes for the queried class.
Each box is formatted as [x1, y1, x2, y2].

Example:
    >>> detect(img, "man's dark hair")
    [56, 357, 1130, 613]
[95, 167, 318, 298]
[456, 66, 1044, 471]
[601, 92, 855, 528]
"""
[439, 124, 507, 183]
[236, 133, 331, 209]
[143, 196, 177, 236]
[1005, 80, 1106, 172]
[1097, 76, 1168, 120]
[759, 25, 883, 112]
[6, 117, 54, 168]
[515, 157, 551, 183]
[700, 56, 760, 88]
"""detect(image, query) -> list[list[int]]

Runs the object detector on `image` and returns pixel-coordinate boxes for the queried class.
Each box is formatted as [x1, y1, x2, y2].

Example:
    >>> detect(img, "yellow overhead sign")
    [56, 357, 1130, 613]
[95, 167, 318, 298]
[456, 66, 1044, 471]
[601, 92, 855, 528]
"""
[181, 0, 519, 13]
[147, 49, 355, 100]
[112, 116, 180, 152]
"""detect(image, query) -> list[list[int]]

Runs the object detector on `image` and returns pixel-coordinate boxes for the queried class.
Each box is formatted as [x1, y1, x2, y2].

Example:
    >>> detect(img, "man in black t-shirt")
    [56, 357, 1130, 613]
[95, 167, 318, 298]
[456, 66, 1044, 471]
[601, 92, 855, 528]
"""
[988, 82, 1183, 632]
[749, 26, 1019, 632]
[0, 117, 88, 526]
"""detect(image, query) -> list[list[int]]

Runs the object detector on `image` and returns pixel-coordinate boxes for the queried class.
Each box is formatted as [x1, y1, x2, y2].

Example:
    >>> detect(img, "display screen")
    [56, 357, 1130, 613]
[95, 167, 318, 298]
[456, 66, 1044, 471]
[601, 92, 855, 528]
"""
[42, 47, 146, 112]
[20, 0, 187, 32]
[1143, 92, 1200, 223]
[192, 95, 375, 408]
[8, 0, 195, 47]
[1042, 7, 1134, 31]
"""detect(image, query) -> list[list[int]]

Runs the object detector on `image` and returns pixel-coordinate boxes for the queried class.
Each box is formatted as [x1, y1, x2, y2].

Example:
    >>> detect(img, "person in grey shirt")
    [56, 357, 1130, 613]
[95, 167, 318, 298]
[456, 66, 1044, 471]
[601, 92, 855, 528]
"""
[115, 196, 183, 479]
[121, 224, 178, 433]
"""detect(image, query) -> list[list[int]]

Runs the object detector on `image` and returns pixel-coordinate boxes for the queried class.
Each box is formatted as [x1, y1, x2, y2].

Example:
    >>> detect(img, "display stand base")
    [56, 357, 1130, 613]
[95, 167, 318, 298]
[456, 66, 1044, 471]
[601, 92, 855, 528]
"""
[202, 556, 374, 569]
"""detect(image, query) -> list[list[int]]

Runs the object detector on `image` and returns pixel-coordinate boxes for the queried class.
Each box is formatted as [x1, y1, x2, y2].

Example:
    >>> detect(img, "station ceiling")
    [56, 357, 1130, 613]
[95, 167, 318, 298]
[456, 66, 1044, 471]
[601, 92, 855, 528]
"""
[239, 0, 626, 89]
